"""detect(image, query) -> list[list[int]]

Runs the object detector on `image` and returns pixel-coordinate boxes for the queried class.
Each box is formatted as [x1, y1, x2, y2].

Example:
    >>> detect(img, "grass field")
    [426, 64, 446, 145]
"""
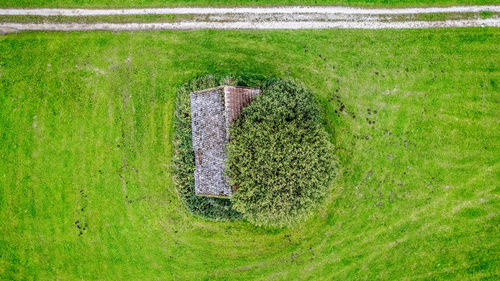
[0, 28, 499, 280]
[0, 0, 497, 8]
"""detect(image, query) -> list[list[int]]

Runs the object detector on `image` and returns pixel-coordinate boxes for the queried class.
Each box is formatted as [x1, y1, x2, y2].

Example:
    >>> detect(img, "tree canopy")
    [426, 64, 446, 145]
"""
[227, 79, 337, 227]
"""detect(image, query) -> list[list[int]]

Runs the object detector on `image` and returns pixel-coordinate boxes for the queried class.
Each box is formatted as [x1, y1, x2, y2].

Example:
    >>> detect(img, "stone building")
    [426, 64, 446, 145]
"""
[190, 86, 261, 198]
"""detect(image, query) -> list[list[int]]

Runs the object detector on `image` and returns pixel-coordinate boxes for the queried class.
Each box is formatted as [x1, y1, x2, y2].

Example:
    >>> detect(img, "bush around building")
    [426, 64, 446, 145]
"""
[172, 75, 242, 220]
[226, 79, 337, 227]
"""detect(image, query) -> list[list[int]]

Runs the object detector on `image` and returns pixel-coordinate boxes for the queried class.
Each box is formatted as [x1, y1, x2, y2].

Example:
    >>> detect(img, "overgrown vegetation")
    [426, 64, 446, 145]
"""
[227, 79, 337, 227]
[173, 74, 242, 220]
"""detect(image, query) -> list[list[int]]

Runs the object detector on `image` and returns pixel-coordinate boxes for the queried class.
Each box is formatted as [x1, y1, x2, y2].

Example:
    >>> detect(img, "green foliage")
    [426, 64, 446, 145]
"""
[227, 79, 337, 227]
[172, 74, 242, 220]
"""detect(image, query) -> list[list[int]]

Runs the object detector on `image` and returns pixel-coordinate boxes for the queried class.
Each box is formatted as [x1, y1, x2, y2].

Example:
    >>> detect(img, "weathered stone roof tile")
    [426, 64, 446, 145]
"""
[190, 85, 261, 198]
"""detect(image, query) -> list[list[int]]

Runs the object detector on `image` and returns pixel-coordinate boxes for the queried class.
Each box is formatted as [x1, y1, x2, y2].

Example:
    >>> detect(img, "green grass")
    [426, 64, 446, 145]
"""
[481, 10, 494, 18]
[0, 0, 497, 8]
[0, 28, 499, 280]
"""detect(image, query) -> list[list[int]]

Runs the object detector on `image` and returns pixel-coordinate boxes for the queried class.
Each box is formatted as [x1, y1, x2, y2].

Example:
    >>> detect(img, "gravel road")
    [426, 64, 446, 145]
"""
[0, 5, 498, 32]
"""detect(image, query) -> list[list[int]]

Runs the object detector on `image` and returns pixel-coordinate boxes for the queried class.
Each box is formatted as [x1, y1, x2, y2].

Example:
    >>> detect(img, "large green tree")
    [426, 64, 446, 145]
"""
[227, 79, 337, 227]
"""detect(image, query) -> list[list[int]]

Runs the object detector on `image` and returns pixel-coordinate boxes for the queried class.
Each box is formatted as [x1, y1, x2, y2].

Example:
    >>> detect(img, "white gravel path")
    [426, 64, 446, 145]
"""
[0, 5, 499, 16]
[1, 18, 498, 32]
[0, 5, 499, 32]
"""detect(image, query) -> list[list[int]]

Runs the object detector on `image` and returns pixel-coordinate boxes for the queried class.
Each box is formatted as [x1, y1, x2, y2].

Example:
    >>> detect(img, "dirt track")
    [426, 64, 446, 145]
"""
[0, 5, 499, 32]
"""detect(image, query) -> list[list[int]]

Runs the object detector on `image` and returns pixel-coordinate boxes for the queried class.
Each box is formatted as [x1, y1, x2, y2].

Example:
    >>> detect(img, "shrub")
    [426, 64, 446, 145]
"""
[226, 79, 337, 227]
[172, 74, 241, 220]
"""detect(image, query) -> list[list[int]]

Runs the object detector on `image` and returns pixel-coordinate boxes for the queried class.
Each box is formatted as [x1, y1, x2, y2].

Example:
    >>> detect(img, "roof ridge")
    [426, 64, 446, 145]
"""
[191, 85, 225, 94]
